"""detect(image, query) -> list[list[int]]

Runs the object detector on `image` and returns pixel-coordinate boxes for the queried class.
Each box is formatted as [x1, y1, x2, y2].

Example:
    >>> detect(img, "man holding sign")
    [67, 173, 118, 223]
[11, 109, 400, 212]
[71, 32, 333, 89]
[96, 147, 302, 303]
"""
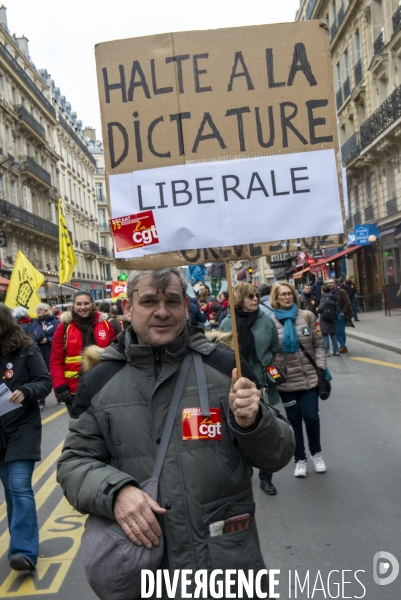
[58, 267, 294, 597]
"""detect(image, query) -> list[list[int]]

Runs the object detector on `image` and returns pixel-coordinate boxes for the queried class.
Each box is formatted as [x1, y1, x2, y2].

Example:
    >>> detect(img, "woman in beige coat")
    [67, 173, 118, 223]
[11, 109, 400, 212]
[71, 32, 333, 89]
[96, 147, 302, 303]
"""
[270, 281, 327, 477]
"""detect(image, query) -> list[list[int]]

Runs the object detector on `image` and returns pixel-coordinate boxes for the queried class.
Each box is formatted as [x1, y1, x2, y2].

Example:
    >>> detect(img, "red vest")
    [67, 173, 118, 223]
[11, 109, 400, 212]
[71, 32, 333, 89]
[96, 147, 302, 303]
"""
[63, 315, 111, 393]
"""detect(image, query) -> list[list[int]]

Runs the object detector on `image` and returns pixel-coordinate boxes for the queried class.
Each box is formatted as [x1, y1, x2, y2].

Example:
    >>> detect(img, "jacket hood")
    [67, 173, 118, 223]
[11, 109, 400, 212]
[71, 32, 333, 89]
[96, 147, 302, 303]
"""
[60, 311, 107, 325]
[81, 345, 104, 372]
[205, 330, 234, 349]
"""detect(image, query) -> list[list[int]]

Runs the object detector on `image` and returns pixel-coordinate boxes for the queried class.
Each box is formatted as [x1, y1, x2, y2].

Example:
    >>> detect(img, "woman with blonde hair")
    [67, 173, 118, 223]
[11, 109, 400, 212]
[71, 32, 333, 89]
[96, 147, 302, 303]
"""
[219, 282, 281, 495]
[270, 281, 327, 477]
[32, 303, 59, 410]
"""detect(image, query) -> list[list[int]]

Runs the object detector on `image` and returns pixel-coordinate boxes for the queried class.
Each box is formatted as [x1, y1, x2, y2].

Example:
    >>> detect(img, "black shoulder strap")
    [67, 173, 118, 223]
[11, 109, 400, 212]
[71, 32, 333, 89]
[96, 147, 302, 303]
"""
[298, 341, 318, 371]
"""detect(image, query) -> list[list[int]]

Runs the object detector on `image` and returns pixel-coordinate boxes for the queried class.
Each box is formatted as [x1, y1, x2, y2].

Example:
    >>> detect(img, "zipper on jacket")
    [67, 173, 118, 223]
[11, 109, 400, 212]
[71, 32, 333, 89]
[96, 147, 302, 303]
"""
[153, 349, 162, 379]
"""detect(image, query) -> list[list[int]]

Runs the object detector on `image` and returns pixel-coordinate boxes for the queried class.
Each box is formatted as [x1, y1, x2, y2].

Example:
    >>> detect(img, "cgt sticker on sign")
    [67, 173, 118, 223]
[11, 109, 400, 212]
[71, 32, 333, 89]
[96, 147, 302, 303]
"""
[110, 210, 159, 252]
[182, 407, 222, 440]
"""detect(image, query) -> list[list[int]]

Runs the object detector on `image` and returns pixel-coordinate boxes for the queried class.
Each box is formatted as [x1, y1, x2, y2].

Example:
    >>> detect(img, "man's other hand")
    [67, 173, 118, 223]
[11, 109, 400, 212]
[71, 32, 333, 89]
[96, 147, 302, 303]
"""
[229, 368, 261, 429]
[114, 485, 166, 548]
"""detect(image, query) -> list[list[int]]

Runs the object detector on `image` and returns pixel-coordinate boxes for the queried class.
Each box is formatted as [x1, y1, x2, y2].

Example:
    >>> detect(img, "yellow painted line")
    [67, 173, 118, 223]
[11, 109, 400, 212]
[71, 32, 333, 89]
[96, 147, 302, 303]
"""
[41, 407, 67, 425]
[0, 442, 64, 523]
[0, 496, 86, 596]
[351, 357, 401, 370]
[0, 471, 59, 561]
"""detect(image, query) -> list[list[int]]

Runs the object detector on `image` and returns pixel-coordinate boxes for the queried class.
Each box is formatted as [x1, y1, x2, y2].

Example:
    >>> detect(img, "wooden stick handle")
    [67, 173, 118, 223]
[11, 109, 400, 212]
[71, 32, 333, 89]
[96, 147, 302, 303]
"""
[225, 261, 242, 379]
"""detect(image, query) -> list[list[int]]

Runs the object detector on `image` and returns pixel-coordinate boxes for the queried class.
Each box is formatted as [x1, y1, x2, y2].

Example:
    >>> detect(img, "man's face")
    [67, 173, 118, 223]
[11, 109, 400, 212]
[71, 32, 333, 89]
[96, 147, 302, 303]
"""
[328, 280, 336, 289]
[199, 285, 206, 295]
[51, 306, 58, 314]
[346, 276, 351, 282]
[123, 275, 188, 347]
[303, 285, 311, 295]
[73, 295, 94, 318]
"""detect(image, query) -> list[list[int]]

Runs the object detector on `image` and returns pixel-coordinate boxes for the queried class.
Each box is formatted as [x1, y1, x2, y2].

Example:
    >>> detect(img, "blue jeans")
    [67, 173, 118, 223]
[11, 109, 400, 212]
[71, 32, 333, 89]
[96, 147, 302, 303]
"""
[0, 460, 38, 565]
[323, 333, 339, 354]
[280, 388, 321, 462]
[336, 313, 346, 348]
[351, 298, 358, 320]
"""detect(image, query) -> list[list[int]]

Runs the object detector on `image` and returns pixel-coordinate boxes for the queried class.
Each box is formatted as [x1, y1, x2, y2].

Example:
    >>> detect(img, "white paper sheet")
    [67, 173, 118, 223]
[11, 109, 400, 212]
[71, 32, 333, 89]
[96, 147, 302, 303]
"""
[0, 383, 22, 416]
[109, 149, 343, 259]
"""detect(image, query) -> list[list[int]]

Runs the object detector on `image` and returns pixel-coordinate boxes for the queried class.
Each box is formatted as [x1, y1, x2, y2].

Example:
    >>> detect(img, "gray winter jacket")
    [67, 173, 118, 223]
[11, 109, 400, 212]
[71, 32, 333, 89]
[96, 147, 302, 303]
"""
[57, 326, 294, 594]
[271, 309, 326, 392]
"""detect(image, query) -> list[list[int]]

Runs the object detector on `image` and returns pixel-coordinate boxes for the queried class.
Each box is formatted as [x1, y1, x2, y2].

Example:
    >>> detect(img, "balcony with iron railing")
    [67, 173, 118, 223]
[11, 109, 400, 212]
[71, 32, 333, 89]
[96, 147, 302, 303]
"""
[346, 216, 353, 230]
[96, 168, 105, 175]
[99, 222, 109, 231]
[393, 5, 401, 34]
[343, 76, 351, 101]
[101, 247, 111, 258]
[354, 59, 363, 86]
[336, 88, 343, 110]
[341, 132, 360, 164]
[374, 30, 385, 55]
[0, 199, 58, 238]
[14, 105, 46, 143]
[20, 155, 52, 189]
[386, 197, 398, 216]
[81, 240, 101, 258]
[360, 83, 401, 149]
[96, 192, 107, 203]
[353, 211, 361, 226]
[364, 205, 374, 222]
[0, 44, 56, 119]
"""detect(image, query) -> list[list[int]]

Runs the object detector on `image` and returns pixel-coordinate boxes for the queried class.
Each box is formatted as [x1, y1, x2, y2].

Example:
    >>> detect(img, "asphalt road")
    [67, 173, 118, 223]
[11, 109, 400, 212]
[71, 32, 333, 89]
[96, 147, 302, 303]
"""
[0, 337, 400, 599]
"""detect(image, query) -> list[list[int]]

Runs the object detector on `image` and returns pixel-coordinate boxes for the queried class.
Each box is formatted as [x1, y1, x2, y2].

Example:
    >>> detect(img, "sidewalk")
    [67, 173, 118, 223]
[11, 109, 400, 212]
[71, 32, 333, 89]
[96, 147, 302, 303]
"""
[345, 309, 401, 354]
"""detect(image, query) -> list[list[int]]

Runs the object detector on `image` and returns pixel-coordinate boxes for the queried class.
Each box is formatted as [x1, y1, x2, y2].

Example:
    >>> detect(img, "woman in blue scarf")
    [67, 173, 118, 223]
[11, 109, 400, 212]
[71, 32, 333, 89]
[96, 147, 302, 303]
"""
[270, 281, 327, 478]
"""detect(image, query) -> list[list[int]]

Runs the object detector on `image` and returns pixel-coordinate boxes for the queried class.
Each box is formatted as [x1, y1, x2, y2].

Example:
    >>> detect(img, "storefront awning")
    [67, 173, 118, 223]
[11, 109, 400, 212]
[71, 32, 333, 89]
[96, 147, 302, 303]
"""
[310, 246, 362, 273]
[293, 267, 310, 279]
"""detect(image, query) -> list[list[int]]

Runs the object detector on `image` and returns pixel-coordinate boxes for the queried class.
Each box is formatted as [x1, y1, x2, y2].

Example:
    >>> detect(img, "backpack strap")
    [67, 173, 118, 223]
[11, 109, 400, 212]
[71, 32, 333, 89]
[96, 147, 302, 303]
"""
[303, 310, 311, 329]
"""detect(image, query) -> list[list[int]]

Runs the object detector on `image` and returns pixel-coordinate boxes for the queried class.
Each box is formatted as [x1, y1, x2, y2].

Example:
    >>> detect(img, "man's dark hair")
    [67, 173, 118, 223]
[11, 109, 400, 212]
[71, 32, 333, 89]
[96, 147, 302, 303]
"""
[99, 301, 111, 313]
[322, 285, 331, 293]
[258, 284, 271, 297]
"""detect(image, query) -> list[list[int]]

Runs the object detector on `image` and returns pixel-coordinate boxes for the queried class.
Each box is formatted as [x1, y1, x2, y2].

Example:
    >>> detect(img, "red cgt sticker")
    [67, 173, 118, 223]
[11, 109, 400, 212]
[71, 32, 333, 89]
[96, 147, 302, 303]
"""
[110, 210, 159, 252]
[182, 408, 222, 440]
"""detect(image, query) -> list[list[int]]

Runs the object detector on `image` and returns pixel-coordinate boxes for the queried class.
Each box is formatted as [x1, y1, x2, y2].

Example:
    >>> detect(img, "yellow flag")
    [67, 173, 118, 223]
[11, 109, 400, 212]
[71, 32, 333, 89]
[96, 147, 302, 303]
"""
[5, 251, 45, 318]
[58, 198, 77, 285]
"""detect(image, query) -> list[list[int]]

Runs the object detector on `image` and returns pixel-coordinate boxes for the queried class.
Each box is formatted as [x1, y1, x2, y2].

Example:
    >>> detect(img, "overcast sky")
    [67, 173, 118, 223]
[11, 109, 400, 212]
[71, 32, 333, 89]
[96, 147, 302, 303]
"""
[10, 0, 300, 139]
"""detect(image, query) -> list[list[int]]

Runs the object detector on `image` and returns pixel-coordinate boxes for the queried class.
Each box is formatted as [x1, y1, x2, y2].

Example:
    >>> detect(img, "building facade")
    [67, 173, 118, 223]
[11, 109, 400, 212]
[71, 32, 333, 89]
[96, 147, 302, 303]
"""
[0, 6, 107, 302]
[84, 127, 120, 295]
[297, 0, 401, 294]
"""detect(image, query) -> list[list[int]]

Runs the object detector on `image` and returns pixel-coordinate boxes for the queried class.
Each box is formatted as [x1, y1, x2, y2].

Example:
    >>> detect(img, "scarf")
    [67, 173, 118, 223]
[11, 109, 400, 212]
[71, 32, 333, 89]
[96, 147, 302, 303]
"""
[273, 304, 299, 353]
[234, 308, 259, 364]
[72, 310, 96, 349]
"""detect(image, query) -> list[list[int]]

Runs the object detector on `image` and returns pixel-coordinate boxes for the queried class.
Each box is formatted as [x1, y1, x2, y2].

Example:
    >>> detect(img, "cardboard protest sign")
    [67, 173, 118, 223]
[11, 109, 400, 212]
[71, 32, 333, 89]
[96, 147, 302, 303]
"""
[95, 21, 344, 269]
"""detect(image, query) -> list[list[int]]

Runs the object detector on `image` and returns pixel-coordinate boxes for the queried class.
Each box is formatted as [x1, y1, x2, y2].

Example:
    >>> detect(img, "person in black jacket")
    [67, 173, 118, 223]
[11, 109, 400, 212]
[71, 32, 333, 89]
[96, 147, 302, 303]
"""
[298, 284, 318, 315]
[0, 304, 52, 573]
[32, 303, 59, 410]
[187, 295, 207, 327]
[318, 286, 339, 356]
[342, 275, 359, 321]
[312, 277, 324, 304]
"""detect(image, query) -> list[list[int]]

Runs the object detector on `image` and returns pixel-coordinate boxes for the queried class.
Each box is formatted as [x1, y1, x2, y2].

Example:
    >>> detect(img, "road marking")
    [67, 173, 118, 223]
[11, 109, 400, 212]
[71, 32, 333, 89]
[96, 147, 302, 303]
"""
[0, 496, 86, 596]
[351, 357, 401, 370]
[0, 442, 64, 523]
[0, 471, 59, 560]
[41, 408, 67, 425]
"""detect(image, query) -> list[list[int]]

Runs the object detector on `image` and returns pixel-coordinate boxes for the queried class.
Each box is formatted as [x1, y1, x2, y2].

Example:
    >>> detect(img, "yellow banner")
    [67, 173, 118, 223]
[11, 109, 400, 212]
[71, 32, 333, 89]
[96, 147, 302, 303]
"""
[58, 198, 77, 285]
[5, 251, 45, 318]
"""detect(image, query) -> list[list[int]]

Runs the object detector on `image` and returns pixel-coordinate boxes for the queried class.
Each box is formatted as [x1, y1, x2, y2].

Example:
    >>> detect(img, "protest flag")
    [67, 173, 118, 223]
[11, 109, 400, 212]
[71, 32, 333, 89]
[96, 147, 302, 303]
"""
[58, 198, 77, 285]
[5, 251, 45, 318]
